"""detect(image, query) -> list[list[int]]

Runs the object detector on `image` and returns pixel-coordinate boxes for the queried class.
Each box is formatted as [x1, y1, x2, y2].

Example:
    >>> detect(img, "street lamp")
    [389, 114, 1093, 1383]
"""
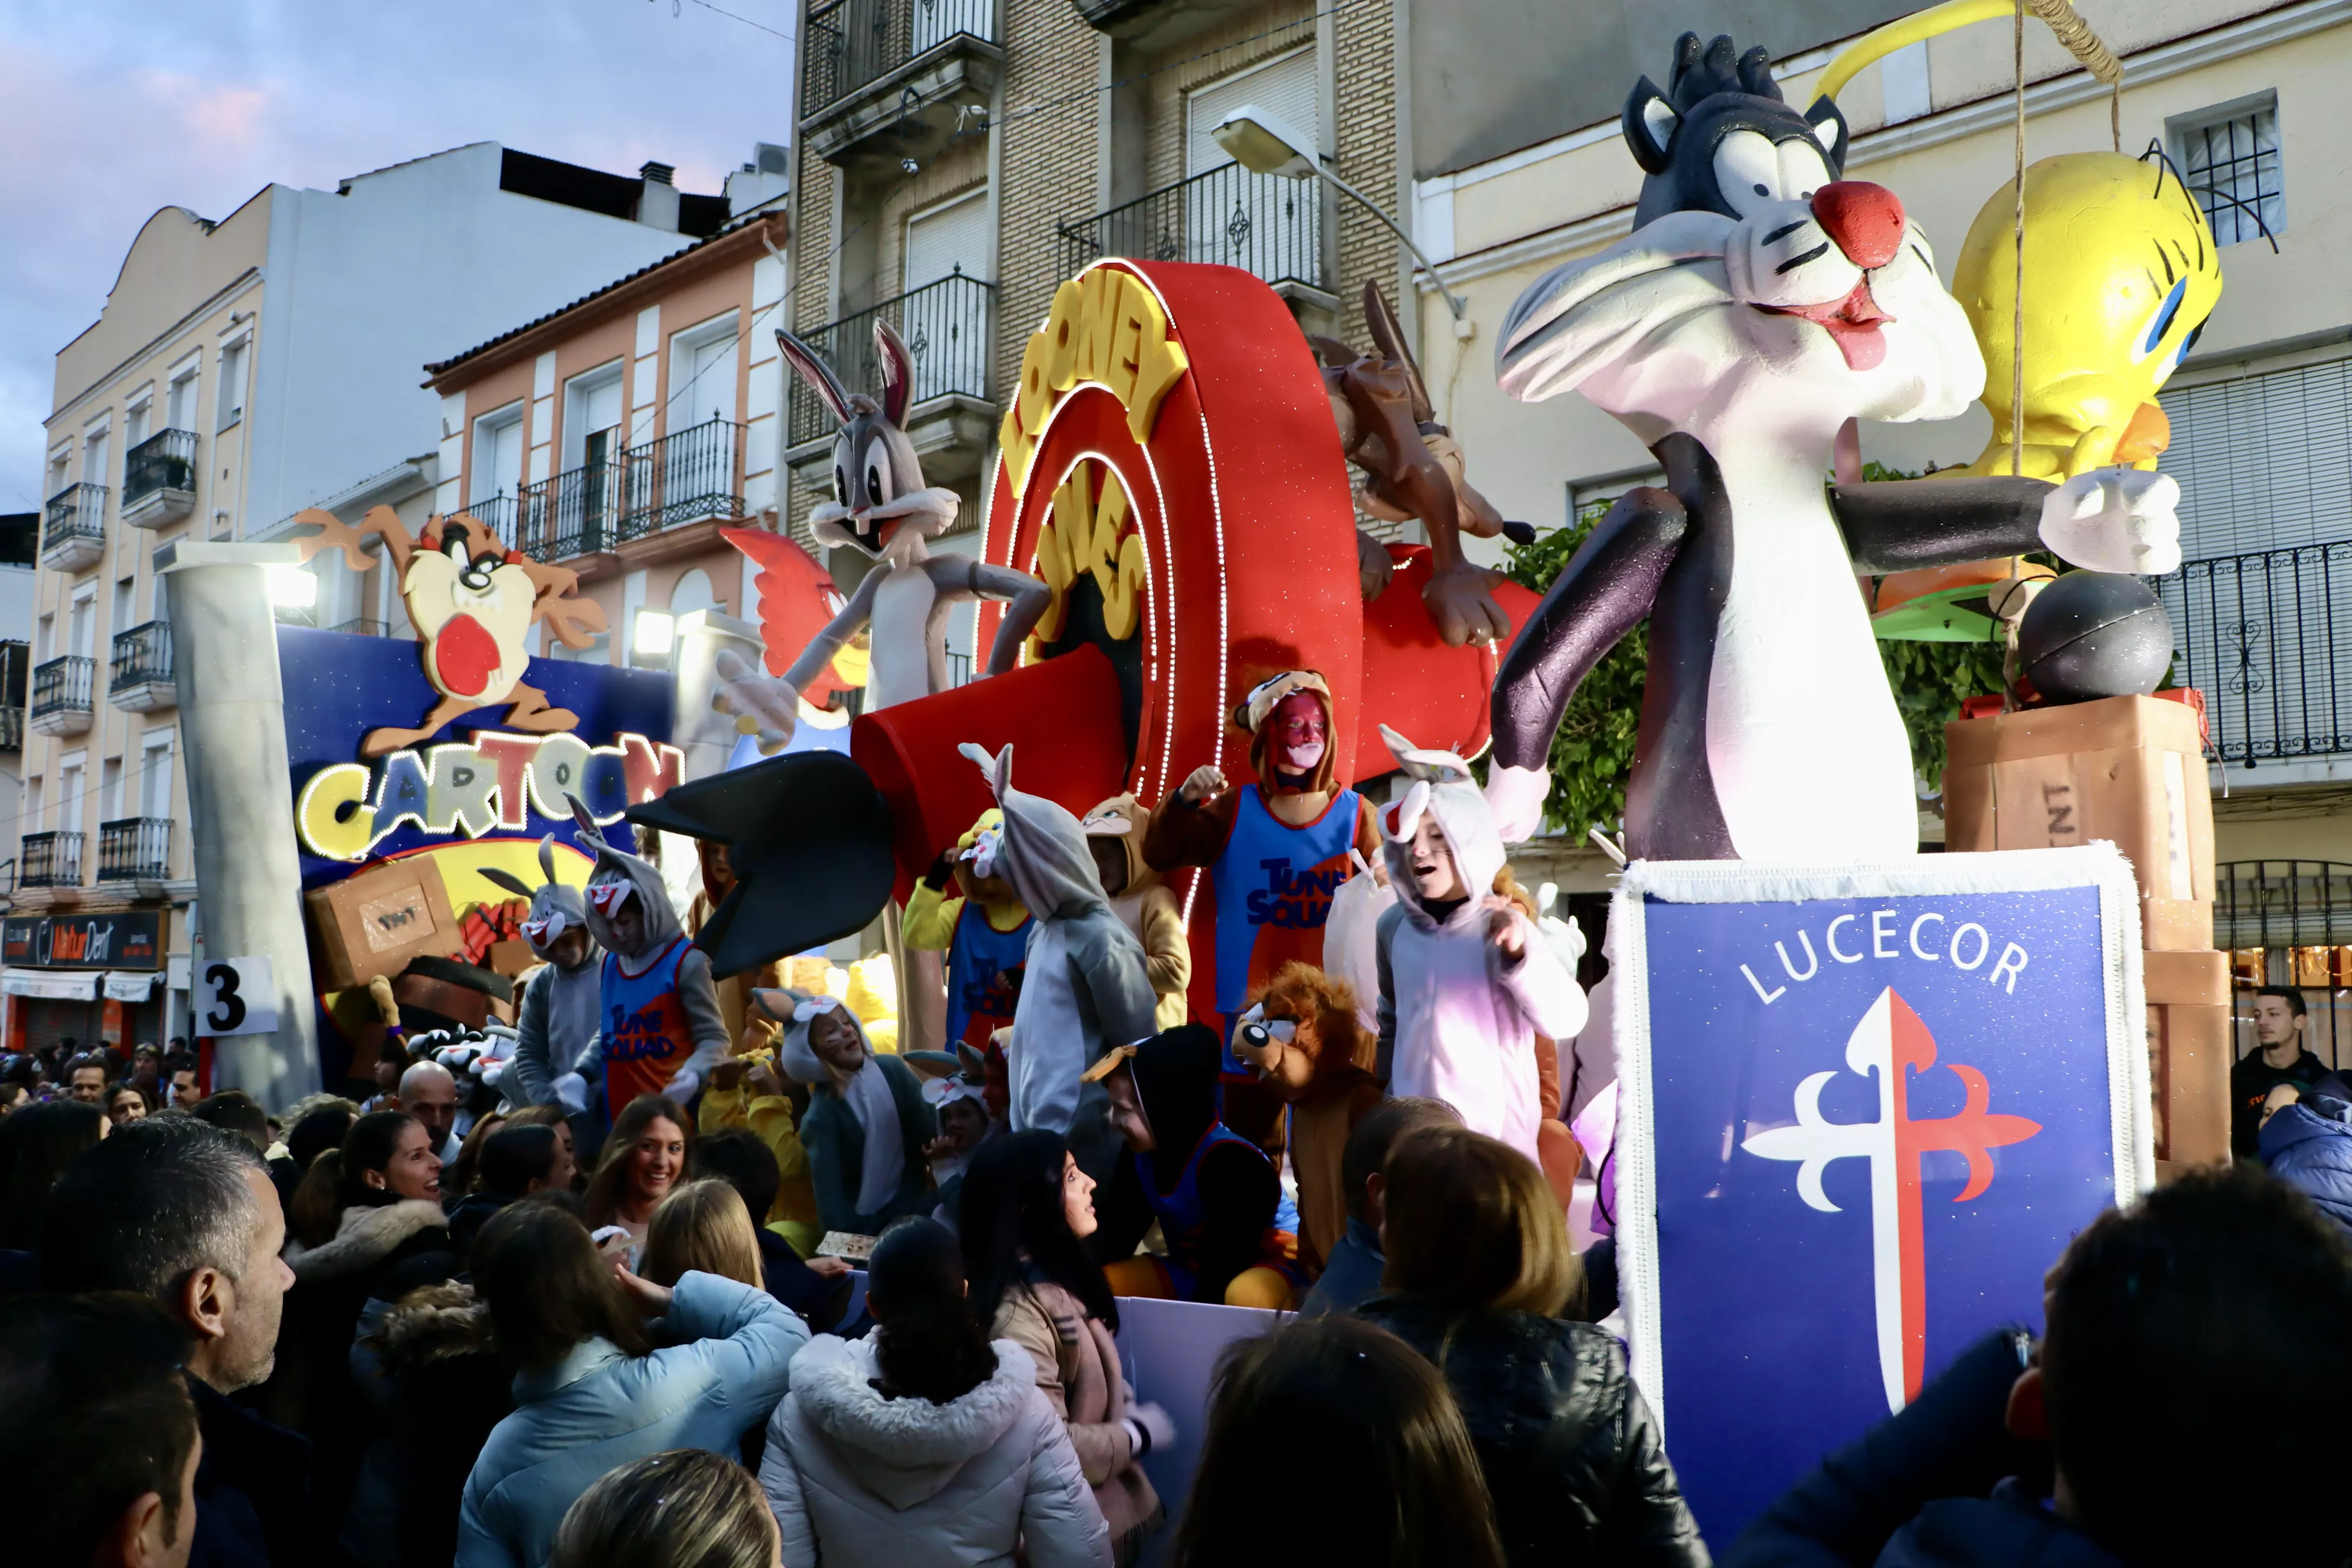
[1210, 104, 1468, 322]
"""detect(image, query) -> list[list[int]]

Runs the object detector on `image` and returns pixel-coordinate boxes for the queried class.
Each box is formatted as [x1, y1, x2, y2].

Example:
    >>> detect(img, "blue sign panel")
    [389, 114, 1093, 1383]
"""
[1612, 851, 2144, 1546]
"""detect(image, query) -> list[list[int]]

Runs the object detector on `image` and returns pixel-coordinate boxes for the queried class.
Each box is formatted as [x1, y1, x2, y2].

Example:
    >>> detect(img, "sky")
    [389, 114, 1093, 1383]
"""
[0, 0, 793, 512]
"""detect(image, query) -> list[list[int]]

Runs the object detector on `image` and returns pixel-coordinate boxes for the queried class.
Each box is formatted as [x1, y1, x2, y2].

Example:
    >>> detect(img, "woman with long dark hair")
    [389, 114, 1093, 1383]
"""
[0, 1099, 105, 1249]
[761, 1216, 1110, 1567]
[584, 1093, 692, 1253]
[962, 1129, 1168, 1562]
[458, 1200, 806, 1568]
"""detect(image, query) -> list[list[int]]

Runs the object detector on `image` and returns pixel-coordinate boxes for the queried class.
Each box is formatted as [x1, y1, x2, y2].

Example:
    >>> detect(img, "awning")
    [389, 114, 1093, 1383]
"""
[3, 970, 99, 1001]
[104, 971, 162, 1001]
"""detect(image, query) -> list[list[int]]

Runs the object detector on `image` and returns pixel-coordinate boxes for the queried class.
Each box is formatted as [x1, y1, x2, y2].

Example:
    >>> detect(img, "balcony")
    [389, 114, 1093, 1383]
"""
[98, 818, 172, 884]
[786, 273, 996, 494]
[121, 429, 198, 529]
[21, 831, 83, 890]
[30, 655, 95, 739]
[463, 493, 518, 539]
[0, 641, 25, 752]
[2158, 537, 2352, 770]
[109, 620, 175, 712]
[40, 484, 107, 572]
[800, 0, 1002, 165]
[517, 416, 746, 564]
[1061, 162, 1330, 310]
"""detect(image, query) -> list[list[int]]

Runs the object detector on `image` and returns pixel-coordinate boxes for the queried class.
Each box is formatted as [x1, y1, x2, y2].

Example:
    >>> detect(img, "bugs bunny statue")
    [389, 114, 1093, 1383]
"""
[716, 321, 1050, 749]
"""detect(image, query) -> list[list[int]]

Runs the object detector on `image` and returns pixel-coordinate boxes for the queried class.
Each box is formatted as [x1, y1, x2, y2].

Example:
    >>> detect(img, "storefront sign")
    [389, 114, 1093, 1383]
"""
[3, 912, 165, 969]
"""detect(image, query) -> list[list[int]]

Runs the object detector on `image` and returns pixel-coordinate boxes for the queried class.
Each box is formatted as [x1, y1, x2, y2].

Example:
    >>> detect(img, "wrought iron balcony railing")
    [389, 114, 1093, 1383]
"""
[0, 705, 19, 753]
[463, 493, 518, 537]
[21, 830, 83, 889]
[803, 0, 995, 116]
[788, 272, 995, 449]
[2157, 537, 2352, 767]
[1059, 162, 1326, 296]
[515, 417, 744, 563]
[98, 817, 172, 883]
[122, 429, 198, 507]
[41, 483, 107, 566]
[31, 655, 95, 721]
[110, 620, 174, 693]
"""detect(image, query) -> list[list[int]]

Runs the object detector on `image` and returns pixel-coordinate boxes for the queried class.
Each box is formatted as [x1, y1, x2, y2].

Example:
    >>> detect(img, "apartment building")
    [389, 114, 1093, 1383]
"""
[1406, 0, 2352, 1042]
[8, 143, 729, 1056]
[782, 0, 1410, 668]
[422, 159, 792, 667]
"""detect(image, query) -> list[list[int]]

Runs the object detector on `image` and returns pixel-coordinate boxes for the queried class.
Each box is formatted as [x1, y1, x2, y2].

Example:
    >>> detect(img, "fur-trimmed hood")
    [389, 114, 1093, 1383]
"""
[373, 1280, 496, 1373]
[787, 1334, 1035, 1508]
[284, 1198, 447, 1282]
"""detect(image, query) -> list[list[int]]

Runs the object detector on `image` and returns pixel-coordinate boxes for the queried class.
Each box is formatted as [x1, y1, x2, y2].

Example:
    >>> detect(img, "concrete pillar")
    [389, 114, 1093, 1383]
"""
[671, 610, 767, 781]
[158, 540, 321, 1107]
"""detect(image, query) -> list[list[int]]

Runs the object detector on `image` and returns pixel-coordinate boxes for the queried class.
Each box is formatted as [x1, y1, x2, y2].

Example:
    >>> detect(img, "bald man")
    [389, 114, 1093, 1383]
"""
[398, 1060, 463, 1164]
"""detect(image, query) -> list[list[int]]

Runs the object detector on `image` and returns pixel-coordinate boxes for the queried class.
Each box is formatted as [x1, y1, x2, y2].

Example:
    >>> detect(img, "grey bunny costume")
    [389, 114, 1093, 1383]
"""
[480, 836, 602, 1109]
[567, 798, 731, 1108]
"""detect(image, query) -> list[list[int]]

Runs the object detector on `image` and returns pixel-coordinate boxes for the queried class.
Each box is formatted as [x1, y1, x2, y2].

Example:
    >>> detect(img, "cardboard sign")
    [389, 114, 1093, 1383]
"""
[198, 956, 280, 1037]
[305, 857, 460, 991]
[1610, 845, 2148, 1544]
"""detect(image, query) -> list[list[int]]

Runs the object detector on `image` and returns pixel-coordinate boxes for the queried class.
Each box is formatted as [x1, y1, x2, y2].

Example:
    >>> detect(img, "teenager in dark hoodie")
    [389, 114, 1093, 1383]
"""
[1727, 1166, 2352, 1568]
[1084, 1024, 1298, 1308]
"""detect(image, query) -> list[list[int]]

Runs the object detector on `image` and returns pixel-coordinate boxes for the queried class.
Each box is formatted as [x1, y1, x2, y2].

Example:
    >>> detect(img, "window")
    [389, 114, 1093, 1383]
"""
[2170, 92, 2284, 246]
[667, 316, 740, 430]
[2160, 355, 2352, 558]
[563, 365, 626, 471]
[165, 364, 198, 432]
[112, 579, 134, 635]
[139, 733, 174, 822]
[126, 398, 151, 448]
[217, 339, 249, 430]
[68, 588, 95, 659]
[1184, 48, 1323, 288]
[470, 404, 526, 506]
[101, 758, 123, 824]
[58, 756, 84, 838]
[81, 426, 110, 488]
[35, 613, 52, 663]
[45, 449, 70, 501]
[900, 194, 991, 406]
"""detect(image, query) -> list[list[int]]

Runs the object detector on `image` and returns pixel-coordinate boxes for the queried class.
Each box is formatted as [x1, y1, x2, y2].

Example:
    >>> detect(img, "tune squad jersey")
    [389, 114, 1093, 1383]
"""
[601, 937, 694, 1109]
[1210, 784, 1361, 1066]
[945, 903, 1033, 1054]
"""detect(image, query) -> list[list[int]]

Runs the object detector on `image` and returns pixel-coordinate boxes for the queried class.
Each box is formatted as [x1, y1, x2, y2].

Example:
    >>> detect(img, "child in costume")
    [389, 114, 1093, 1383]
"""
[769, 991, 936, 1236]
[478, 838, 602, 1111]
[1374, 727, 1587, 1169]
[903, 809, 1031, 1067]
[959, 744, 1158, 1139]
[568, 798, 731, 1115]
[1231, 962, 1382, 1276]
[918, 1051, 994, 1224]
[701, 1044, 824, 1259]
[1085, 1024, 1300, 1308]
[1143, 670, 1381, 1143]
[1082, 794, 1191, 1030]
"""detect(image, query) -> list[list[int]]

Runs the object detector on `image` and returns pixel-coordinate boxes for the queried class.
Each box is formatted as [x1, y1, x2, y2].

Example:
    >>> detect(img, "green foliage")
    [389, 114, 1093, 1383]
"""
[1497, 502, 1647, 841]
[1498, 473, 2009, 838]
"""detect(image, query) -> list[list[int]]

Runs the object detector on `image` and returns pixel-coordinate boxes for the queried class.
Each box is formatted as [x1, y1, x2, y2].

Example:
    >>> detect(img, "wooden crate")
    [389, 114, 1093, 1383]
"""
[2145, 949, 2230, 1168]
[305, 858, 460, 992]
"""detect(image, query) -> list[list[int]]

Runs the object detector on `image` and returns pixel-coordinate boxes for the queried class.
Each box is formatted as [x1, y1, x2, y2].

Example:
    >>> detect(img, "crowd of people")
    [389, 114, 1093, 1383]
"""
[1, 1033, 2349, 1568]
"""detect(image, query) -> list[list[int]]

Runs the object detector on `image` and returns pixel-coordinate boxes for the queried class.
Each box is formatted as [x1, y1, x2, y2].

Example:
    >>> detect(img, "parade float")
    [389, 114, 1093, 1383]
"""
[149, 0, 2239, 1542]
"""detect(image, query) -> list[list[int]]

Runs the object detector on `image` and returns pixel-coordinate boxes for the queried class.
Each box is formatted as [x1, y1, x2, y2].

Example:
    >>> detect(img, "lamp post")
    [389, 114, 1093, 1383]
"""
[1210, 104, 1468, 322]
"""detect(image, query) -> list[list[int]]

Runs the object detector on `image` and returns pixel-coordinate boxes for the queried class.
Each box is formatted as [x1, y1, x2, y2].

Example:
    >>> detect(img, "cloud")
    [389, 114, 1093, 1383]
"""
[0, 0, 793, 511]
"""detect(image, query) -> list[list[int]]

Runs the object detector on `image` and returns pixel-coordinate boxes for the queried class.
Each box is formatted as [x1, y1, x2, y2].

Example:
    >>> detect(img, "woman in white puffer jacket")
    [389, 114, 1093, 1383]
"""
[760, 1218, 1109, 1568]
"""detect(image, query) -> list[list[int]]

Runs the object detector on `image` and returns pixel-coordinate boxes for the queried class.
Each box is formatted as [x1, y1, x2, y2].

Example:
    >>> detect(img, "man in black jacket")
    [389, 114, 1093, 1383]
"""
[2232, 986, 2329, 1158]
[1727, 1167, 2352, 1567]
[41, 1118, 311, 1568]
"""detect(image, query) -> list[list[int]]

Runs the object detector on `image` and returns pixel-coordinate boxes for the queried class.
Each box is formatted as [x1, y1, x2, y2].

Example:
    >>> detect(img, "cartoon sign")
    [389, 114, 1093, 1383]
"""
[1609, 845, 2148, 1543]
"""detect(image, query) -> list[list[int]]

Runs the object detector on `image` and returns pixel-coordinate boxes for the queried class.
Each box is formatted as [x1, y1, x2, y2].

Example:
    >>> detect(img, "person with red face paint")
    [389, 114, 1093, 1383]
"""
[1144, 671, 1383, 1144]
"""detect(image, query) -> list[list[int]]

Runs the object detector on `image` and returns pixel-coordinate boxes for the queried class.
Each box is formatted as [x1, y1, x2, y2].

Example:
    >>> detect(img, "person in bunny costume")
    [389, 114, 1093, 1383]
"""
[1374, 726, 1587, 1167]
[479, 836, 603, 1110]
[958, 743, 1158, 1146]
[566, 796, 730, 1116]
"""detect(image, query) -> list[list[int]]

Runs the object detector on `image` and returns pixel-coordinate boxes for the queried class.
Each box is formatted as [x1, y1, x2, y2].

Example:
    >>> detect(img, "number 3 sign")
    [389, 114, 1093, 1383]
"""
[198, 956, 280, 1037]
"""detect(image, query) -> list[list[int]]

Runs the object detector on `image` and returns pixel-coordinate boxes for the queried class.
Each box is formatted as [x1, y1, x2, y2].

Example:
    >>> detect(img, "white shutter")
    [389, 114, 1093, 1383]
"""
[1187, 48, 1319, 177]
[2161, 356, 2352, 558]
[904, 191, 991, 290]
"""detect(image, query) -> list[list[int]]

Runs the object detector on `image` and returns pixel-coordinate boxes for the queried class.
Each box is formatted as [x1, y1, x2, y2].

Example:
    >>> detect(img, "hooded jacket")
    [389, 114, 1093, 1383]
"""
[1083, 794, 1190, 1030]
[457, 1270, 808, 1568]
[760, 1333, 1111, 1568]
[1374, 727, 1585, 1163]
[960, 745, 1158, 1135]
[567, 801, 729, 1106]
[485, 838, 602, 1109]
[2260, 1095, 2352, 1233]
[782, 1002, 939, 1236]
[342, 1283, 513, 1568]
